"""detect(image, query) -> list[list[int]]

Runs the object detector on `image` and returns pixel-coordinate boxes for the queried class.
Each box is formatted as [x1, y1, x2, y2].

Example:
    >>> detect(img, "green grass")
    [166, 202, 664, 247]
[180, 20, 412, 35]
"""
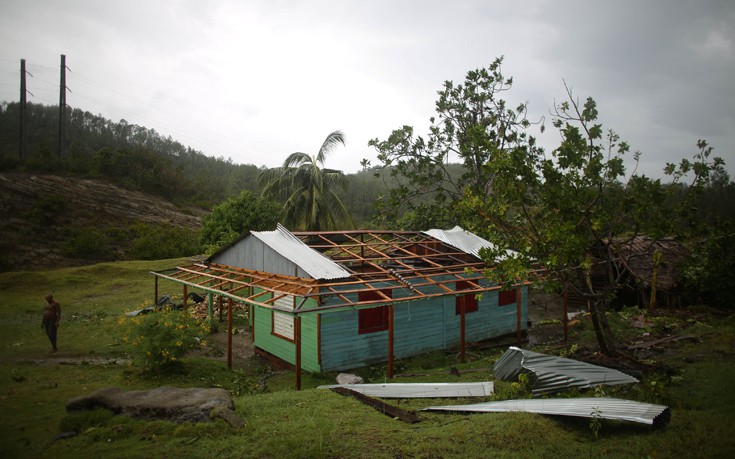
[1, 260, 735, 458]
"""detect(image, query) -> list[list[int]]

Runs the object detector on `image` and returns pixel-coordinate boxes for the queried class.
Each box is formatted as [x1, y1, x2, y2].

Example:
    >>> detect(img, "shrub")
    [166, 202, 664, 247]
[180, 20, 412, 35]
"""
[24, 193, 68, 227]
[121, 307, 210, 374]
[128, 223, 202, 260]
[60, 226, 111, 259]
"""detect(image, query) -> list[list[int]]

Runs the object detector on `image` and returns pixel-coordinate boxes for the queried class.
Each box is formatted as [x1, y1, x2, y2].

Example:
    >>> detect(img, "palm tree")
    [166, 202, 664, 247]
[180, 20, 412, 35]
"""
[260, 130, 354, 231]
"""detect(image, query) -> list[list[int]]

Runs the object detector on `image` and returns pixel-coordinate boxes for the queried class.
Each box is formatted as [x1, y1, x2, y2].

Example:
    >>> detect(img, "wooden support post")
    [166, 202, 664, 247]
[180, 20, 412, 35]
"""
[154, 276, 159, 306]
[208, 293, 214, 321]
[516, 287, 522, 344]
[460, 298, 466, 363]
[563, 285, 569, 344]
[227, 298, 233, 369]
[295, 315, 302, 391]
[218, 295, 223, 322]
[388, 304, 394, 379]
[183, 285, 188, 315]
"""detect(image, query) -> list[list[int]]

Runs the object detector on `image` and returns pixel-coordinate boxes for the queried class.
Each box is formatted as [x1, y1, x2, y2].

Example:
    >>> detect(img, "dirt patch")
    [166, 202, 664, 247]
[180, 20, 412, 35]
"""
[527, 289, 570, 346]
[187, 325, 255, 368]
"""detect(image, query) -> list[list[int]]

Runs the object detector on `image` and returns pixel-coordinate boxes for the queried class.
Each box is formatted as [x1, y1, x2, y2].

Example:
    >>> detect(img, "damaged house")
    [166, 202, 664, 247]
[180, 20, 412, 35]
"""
[153, 225, 528, 386]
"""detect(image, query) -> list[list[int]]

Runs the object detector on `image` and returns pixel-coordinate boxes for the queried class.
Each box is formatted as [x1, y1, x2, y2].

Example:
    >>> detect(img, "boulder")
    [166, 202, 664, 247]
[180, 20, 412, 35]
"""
[336, 373, 364, 385]
[66, 386, 243, 427]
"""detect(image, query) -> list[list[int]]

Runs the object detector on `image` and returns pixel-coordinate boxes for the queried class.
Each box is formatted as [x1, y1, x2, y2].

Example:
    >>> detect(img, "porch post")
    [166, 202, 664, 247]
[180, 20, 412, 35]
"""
[563, 284, 569, 344]
[388, 304, 394, 379]
[295, 315, 302, 390]
[208, 293, 214, 321]
[219, 295, 223, 322]
[516, 286, 522, 344]
[460, 297, 466, 363]
[227, 298, 233, 369]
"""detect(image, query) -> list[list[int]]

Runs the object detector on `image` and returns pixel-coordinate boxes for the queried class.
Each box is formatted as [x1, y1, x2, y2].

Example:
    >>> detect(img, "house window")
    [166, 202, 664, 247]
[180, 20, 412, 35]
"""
[499, 289, 518, 307]
[358, 289, 391, 334]
[455, 280, 479, 314]
[272, 294, 295, 341]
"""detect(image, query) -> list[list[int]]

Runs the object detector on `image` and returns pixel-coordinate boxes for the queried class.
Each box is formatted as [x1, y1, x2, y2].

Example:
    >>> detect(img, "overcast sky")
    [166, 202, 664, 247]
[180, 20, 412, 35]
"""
[1, 0, 733, 178]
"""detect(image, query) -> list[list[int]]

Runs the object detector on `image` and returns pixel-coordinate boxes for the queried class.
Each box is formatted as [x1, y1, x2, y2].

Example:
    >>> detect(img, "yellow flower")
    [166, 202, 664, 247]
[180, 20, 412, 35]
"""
[176, 341, 183, 347]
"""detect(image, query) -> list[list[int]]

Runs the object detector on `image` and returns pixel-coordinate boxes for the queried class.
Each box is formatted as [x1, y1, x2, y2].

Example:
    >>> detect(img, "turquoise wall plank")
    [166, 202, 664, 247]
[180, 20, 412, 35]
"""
[320, 286, 528, 371]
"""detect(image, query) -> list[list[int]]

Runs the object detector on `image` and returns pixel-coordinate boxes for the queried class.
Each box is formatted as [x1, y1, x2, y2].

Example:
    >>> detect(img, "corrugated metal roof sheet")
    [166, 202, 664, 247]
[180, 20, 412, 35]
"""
[317, 382, 494, 398]
[423, 226, 515, 260]
[423, 397, 671, 427]
[493, 346, 639, 396]
[251, 224, 351, 280]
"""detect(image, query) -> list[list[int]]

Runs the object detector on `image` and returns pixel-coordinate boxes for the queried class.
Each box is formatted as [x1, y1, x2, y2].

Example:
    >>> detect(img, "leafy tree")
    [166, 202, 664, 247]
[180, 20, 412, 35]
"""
[129, 224, 202, 260]
[200, 190, 282, 253]
[260, 130, 353, 231]
[465, 85, 725, 355]
[368, 57, 536, 229]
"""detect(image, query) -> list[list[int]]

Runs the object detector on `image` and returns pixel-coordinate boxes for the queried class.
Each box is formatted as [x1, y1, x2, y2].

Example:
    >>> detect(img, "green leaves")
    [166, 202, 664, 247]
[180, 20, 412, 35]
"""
[200, 190, 281, 253]
[370, 56, 540, 229]
[260, 131, 353, 231]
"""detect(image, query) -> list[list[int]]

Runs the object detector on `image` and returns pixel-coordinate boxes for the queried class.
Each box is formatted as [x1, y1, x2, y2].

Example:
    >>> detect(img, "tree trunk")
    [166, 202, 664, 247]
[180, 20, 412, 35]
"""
[589, 299, 616, 355]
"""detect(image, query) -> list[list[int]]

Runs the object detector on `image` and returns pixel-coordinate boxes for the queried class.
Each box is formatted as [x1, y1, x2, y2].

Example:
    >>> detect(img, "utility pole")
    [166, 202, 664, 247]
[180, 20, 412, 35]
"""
[19, 59, 27, 163]
[58, 54, 66, 157]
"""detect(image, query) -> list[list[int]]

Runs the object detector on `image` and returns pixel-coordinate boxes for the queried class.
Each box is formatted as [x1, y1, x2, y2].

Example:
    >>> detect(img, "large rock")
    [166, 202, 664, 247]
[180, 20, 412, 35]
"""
[336, 373, 364, 385]
[66, 386, 243, 427]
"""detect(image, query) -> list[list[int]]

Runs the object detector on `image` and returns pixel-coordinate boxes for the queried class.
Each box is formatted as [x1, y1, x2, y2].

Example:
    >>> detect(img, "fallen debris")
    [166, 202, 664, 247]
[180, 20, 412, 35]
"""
[319, 381, 494, 398]
[493, 346, 639, 396]
[423, 397, 671, 428]
[626, 334, 698, 350]
[329, 387, 420, 423]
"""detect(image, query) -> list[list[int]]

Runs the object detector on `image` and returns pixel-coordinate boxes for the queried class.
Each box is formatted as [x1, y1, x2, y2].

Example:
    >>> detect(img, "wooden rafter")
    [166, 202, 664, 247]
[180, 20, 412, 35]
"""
[152, 230, 529, 314]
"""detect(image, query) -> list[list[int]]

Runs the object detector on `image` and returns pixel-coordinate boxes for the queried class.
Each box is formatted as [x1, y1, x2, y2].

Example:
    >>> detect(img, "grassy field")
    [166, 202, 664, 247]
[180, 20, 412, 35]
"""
[1, 259, 734, 458]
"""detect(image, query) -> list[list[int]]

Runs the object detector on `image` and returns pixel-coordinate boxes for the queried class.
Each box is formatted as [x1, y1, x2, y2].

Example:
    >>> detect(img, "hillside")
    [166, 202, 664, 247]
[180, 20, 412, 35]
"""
[0, 172, 206, 270]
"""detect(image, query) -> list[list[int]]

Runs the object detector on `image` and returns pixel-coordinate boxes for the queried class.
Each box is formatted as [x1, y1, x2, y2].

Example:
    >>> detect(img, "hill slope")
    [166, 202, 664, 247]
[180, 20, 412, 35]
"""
[0, 172, 205, 270]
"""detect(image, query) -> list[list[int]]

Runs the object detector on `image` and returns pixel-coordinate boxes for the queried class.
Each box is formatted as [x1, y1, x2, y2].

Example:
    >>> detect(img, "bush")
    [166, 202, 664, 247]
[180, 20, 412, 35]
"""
[128, 224, 202, 260]
[121, 307, 210, 374]
[23, 193, 68, 227]
[200, 190, 281, 253]
[682, 226, 735, 309]
[60, 226, 111, 259]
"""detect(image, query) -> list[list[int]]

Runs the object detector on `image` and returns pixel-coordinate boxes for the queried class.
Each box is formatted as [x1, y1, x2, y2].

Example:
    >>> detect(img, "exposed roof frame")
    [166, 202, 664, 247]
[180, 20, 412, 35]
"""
[153, 229, 528, 315]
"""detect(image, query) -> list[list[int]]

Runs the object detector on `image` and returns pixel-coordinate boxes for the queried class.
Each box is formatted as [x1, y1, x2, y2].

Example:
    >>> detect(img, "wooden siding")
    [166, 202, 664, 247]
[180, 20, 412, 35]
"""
[252, 299, 320, 372]
[319, 284, 528, 371]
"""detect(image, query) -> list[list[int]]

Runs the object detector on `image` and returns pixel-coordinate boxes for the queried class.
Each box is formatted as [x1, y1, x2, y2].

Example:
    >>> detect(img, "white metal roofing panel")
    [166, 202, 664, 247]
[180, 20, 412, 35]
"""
[251, 224, 351, 280]
[422, 397, 671, 427]
[493, 346, 639, 396]
[423, 226, 515, 260]
[317, 382, 494, 398]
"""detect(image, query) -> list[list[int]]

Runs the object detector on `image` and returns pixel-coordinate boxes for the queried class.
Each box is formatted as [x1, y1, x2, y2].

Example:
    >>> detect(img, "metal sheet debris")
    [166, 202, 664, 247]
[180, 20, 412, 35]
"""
[423, 397, 671, 427]
[318, 382, 494, 398]
[493, 346, 639, 396]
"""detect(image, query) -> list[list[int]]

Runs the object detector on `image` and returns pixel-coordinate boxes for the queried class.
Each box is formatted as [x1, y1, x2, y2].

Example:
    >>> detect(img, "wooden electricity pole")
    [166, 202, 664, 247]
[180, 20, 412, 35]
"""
[58, 54, 66, 157]
[19, 59, 27, 163]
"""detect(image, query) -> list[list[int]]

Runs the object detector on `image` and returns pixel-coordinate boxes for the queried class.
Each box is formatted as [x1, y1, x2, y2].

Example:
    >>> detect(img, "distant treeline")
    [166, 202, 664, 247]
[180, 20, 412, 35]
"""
[0, 102, 390, 224]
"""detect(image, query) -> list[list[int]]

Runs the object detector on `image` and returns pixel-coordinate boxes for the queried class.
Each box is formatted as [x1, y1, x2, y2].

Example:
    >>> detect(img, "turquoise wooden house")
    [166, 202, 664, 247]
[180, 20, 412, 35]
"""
[153, 225, 528, 388]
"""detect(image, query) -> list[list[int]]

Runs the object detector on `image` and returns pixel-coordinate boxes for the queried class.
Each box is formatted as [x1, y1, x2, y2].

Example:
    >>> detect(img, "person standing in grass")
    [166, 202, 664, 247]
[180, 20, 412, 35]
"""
[41, 294, 61, 352]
